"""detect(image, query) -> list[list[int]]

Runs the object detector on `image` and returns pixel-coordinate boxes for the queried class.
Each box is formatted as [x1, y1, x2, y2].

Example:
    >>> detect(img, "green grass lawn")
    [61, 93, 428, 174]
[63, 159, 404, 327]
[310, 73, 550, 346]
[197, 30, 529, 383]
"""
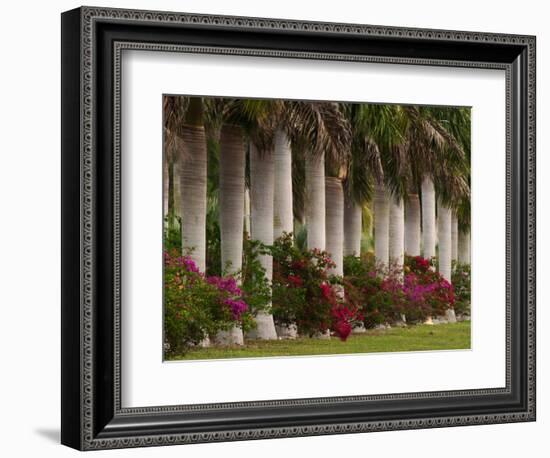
[168, 321, 471, 361]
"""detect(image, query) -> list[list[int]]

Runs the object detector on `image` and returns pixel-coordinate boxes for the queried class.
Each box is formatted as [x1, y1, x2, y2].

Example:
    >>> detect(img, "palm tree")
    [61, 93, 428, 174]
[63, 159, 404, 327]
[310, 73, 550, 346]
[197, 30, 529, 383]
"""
[451, 213, 458, 262]
[389, 106, 470, 269]
[343, 191, 362, 256]
[164, 96, 211, 346]
[247, 141, 278, 340]
[428, 106, 471, 322]
[242, 100, 348, 338]
[273, 128, 294, 239]
[206, 97, 272, 344]
[421, 176, 437, 259]
[214, 122, 246, 345]
[456, 194, 471, 264]
[164, 96, 208, 272]
[373, 183, 390, 266]
[437, 199, 453, 282]
[338, 104, 402, 267]
[389, 196, 405, 268]
[163, 156, 169, 217]
[325, 176, 344, 275]
[404, 193, 421, 256]
[305, 152, 326, 251]
[244, 187, 251, 236]
[288, 101, 351, 255]
[342, 105, 384, 258]
[429, 107, 471, 277]
[458, 229, 471, 263]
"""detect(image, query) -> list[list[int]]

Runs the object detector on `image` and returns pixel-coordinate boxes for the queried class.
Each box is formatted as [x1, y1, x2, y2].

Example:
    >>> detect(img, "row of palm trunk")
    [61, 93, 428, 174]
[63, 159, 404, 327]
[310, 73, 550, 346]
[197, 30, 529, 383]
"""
[172, 120, 470, 343]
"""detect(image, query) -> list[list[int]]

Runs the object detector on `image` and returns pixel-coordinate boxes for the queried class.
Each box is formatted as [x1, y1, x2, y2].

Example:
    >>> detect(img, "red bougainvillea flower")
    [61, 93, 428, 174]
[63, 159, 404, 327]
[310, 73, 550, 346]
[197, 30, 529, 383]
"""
[320, 282, 332, 300]
[288, 274, 303, 287]
[413, 256, 431, 270]
[333, 320, 352, 341]
[291, 260, 306, 270]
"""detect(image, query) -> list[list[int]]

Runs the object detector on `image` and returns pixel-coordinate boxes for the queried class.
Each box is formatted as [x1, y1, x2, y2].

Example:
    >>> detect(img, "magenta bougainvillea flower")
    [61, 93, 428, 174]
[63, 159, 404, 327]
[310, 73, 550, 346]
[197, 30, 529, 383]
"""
[206, 276, 242, 296]
[223, 298, 248, 319]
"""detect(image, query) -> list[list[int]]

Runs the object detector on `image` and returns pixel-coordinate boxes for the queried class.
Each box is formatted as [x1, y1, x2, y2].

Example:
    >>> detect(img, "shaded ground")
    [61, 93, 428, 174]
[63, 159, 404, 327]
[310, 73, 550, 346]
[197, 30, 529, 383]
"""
[168, 321, 471, 361]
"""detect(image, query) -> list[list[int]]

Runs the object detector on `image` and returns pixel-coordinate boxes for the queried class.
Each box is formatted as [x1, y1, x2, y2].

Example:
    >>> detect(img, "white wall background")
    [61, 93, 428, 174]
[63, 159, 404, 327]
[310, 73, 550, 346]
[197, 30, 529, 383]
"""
[0, 0, 545, 456]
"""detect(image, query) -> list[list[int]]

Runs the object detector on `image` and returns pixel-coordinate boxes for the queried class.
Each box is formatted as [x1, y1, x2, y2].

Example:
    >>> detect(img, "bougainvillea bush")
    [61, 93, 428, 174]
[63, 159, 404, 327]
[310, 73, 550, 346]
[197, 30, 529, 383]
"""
[164, 250, 252, 356]
[343, 254, 404, 328]
[452, 261, 471, 316]
[270, 234, 362, 340]
[403, 255, 455, 322]
[343, 254, 455, 327]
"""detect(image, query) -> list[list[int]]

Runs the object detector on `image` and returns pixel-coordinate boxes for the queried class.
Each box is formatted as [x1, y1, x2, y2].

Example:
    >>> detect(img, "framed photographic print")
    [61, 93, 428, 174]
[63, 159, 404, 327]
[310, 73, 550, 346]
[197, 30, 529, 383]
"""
[61, 6, 536, 451]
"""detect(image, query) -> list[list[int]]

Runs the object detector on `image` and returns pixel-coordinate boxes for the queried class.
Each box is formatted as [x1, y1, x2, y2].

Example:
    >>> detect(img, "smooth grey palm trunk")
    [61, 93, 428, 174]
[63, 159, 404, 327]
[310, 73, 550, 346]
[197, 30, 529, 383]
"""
[451, 213, 458, 261]
[421, 176, 437, 259]
[180, 124, 207, 272]
[244, 188, 250, 237]
[273, 129, 294, 239]
[389, 196, 405, 270]
[374, 183, 390, 267]
[405, 193, 421, 256]
[437, 200, 456, 323]
[247, 144, 278, 340]
[273, 129, 297, 338]
[437, 201, 452, 282]
[458, 229, 471, 264]
[163, 156, 169, 216]
[323, 177, 345, 339]
[217, 124, 245, 345]
[344, 192, 362, 257]
[173, 156, 182, 220]
[325, 177, 344, 276]
[305, 153, 326, 251]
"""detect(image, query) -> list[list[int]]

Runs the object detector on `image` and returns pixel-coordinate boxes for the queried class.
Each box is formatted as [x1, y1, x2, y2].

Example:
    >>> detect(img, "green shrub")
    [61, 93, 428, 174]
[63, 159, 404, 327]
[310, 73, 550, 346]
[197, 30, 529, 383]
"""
[240, 238, 272, 319]
[270, 233, 362, 339]
[343, 254, 455, 327]
[452, 261, 471, 316]
[270, 233, 334, 336]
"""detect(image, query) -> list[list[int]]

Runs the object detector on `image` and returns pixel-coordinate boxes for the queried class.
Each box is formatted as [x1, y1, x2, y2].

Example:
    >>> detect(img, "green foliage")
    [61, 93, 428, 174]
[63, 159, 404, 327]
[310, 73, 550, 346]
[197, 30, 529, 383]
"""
[205, 196, 221, 277]
[163, 214, 181, 253]
[293, 223, 308, 253]
[240, 238, 272, 316]
[452, 260, 471, 316]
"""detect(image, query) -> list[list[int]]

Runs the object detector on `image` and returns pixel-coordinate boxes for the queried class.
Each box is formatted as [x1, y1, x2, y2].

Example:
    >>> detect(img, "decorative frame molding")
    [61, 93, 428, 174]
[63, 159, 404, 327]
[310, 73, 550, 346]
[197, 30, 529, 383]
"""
[61, 6, 536, 451]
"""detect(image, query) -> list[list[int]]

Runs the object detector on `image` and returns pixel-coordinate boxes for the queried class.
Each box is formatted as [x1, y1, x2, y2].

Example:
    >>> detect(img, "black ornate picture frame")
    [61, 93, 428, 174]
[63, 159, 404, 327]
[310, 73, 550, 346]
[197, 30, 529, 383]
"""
[61, 6, 536, 451]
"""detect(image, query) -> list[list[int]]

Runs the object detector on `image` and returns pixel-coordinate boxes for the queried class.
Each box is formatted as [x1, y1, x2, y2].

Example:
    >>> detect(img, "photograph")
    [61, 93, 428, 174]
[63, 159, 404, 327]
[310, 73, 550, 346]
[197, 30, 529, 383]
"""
[162, 96, 472, 361]
[55, 2, 537, 452]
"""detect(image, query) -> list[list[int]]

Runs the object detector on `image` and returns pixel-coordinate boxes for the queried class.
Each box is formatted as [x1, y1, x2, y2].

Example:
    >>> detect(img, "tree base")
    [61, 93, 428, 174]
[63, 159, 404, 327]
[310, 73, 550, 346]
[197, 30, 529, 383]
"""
[246, 313, 278, 340]
[312, 329, 331, 340]
[214, 327, 244, 346]
[445, 308, 457, 323]
[276, 324, 298, 339]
